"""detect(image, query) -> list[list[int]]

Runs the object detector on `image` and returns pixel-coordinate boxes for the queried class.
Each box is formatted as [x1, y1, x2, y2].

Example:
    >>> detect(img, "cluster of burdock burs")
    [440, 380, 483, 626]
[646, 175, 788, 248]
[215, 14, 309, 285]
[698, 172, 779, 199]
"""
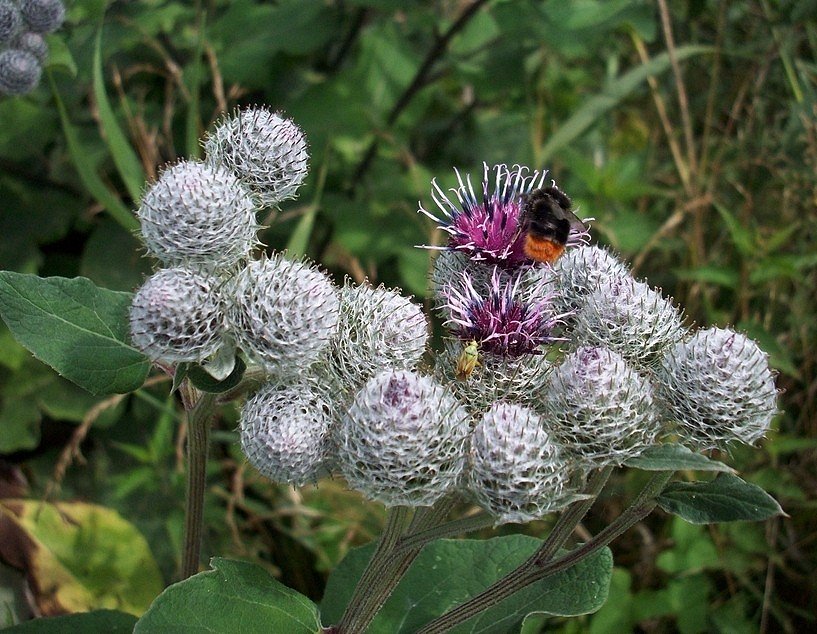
[130, 109, 778, 526]
[0, 0, 64, 96]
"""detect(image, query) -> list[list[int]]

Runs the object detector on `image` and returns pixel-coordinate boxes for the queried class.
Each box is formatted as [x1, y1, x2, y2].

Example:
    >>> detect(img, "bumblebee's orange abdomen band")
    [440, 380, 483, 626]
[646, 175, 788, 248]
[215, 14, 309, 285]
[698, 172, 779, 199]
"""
[523, 238, 565, 264]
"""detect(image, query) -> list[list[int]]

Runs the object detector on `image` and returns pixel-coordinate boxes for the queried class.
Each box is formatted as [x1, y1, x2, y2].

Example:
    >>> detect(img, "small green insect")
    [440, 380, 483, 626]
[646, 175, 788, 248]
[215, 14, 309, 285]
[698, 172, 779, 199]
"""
[455, 339, 480, 381]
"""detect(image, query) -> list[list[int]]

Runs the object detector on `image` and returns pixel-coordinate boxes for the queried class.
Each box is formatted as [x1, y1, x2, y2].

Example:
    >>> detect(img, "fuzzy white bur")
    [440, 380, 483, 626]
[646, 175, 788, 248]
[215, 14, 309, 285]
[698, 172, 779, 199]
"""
[658, 327, 778, 450]
[204, 107, 309, 207]
[338, 370, 470, 507]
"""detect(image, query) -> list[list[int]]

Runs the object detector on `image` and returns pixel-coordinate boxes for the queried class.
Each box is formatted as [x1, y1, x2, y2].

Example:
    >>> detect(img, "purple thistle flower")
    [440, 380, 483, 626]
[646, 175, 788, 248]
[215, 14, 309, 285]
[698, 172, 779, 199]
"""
[441, 267, 564, 357]
[418, 163, 588, 268]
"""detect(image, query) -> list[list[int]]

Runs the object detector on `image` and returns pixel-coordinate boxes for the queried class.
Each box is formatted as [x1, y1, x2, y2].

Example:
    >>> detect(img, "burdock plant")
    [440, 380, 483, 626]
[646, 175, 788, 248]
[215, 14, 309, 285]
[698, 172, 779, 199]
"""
[0, 0, 65, 96]
[0, 112, 783, 633]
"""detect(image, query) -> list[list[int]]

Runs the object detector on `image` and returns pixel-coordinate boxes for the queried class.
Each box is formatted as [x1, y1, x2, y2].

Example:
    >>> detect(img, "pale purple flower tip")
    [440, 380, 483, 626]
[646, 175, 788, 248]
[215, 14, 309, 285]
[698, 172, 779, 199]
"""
[441, 266, 563, 357]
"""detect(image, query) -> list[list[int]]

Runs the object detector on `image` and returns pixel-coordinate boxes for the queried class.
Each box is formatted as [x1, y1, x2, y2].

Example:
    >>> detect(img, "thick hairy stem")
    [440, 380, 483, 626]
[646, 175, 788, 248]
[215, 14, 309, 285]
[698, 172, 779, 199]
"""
[336, 506, 412, 633]
[535, 466, 614, 563]
[336, 497, 458, 633]
[180, 388, 217, 579]
[393, 511, 495, 555]
[416, 471, 674, 634]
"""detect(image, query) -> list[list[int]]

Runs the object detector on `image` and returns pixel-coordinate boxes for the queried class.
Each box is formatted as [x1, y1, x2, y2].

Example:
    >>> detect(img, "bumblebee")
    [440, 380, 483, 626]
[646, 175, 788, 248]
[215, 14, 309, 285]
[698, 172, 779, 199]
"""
[455, 339, 480, 381]
[519, 186, 586, 264]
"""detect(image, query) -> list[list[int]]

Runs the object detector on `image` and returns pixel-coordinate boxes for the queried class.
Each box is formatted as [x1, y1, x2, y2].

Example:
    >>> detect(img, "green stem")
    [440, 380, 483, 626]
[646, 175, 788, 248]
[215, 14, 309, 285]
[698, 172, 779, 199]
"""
[393, 512, 495, 555]
[180, 387, 217, 579]
[416, 471, 674, 634]
[535, 466, 614, 563]
[336, 497, 458, 633]
[337, 506, 412, 633]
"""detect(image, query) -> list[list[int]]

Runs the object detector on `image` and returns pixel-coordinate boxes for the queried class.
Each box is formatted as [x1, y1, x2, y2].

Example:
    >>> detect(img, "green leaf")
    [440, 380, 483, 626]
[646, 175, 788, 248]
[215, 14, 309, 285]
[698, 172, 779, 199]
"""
[0, 99, 60, 160]
[48, 74, 138, 232]
[79, 219, 152, 293]
[0, 272, 149, 395]
[171, 362, 190, 393]
[674, 265, 740, 289]
[134, 558, 321, 634]
[713, 202, 754, 256]
[397, 246, 431, 296]
[286, 157, 326, 257]
[0, 388, 41, 452]
[624, 444, 735, 473]
[736, 319, 800, 379]
[657, 474, 785, 524]
[539, 45, 713, 163]
[286, 203, 318, 257]
[321, 536, 613, 633]
[38, 375, 124, 426]
[765, 435, 817, 456]
[656, 519, 720, 574]
[3, 610, 137, 633]
[0, 500, 163, 616]
[187, 356, 246, 394]
[44, 34, 77, 77]
[92, 26, 146, 203]
[0, 178, 78, 271]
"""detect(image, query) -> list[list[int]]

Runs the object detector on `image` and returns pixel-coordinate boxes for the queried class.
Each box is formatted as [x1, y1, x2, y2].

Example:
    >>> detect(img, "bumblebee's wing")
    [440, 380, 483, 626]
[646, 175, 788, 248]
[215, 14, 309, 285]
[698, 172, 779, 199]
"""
[554, 206, 586, 234]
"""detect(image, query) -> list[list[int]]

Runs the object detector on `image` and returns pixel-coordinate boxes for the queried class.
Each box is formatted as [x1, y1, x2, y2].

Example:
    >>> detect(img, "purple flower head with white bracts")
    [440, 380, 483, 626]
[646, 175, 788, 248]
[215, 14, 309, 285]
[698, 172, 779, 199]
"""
[441, 267, 565, 357]
[418, 163, 588, 269]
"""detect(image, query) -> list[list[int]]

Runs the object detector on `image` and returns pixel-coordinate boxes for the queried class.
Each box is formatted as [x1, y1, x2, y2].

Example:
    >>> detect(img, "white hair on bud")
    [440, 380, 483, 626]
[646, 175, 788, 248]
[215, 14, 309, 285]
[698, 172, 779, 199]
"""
[657, 327, 778, 450]
[204, 106, 309, 207]
[338, 370, 470, 507]
[130, 267, 225, 363]
[226, 254, 339, 378]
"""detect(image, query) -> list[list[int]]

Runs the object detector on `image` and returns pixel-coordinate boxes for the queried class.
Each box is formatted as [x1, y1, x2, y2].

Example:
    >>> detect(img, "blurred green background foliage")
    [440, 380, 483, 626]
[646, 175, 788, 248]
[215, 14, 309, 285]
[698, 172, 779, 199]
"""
[1, 0, 815, 630]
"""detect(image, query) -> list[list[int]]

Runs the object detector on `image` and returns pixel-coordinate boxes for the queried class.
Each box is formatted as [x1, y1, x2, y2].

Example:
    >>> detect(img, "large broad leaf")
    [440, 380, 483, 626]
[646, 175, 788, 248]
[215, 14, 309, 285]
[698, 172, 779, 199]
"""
[657, 474, 785, 524]
[624, 444, 734, 473]
[0, 273, 149, 395]
[321, 536, 613, 633]
[134, 558, 321, 633]
[4, 610, 137, 632]
[0, 500, 163, 617]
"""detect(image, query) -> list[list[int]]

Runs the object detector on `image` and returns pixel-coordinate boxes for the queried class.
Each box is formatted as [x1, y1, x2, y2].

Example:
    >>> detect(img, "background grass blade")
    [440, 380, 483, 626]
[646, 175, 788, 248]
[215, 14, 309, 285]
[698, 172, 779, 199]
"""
[93, 26, 146, 204]
[539, 45, 714, 163]
[49, 74, 138, 232]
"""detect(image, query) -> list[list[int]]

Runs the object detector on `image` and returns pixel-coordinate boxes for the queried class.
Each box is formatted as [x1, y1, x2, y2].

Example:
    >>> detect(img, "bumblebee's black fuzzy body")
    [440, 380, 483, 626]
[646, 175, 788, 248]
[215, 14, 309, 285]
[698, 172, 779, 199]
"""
[520, 187, 583, 263]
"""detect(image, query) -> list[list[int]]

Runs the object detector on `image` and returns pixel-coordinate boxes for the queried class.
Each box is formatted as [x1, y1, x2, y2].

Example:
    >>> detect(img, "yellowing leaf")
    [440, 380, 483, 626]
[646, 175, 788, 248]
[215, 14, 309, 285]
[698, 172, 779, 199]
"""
[0, 500, 163, 617]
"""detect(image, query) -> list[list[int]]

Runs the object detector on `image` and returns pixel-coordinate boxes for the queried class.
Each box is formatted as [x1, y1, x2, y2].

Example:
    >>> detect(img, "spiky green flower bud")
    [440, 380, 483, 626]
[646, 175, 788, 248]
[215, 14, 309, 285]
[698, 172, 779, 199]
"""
[240, 377, 335, 486]
[657, 327, 778, 449]
[226, 254, 339, 377]
[130, 267, 225, 363]
[18, 0, 64, 33]
[468, 403, 572, 524]
[573, 276, 684, 366]
[330, 282, 428, 388]
[338, 370, 470, 507]
[0, 48, 41, 95]
[137, 160, 259, 269]
[543, 346, 661, 467]
[204, 106, 309, 207]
